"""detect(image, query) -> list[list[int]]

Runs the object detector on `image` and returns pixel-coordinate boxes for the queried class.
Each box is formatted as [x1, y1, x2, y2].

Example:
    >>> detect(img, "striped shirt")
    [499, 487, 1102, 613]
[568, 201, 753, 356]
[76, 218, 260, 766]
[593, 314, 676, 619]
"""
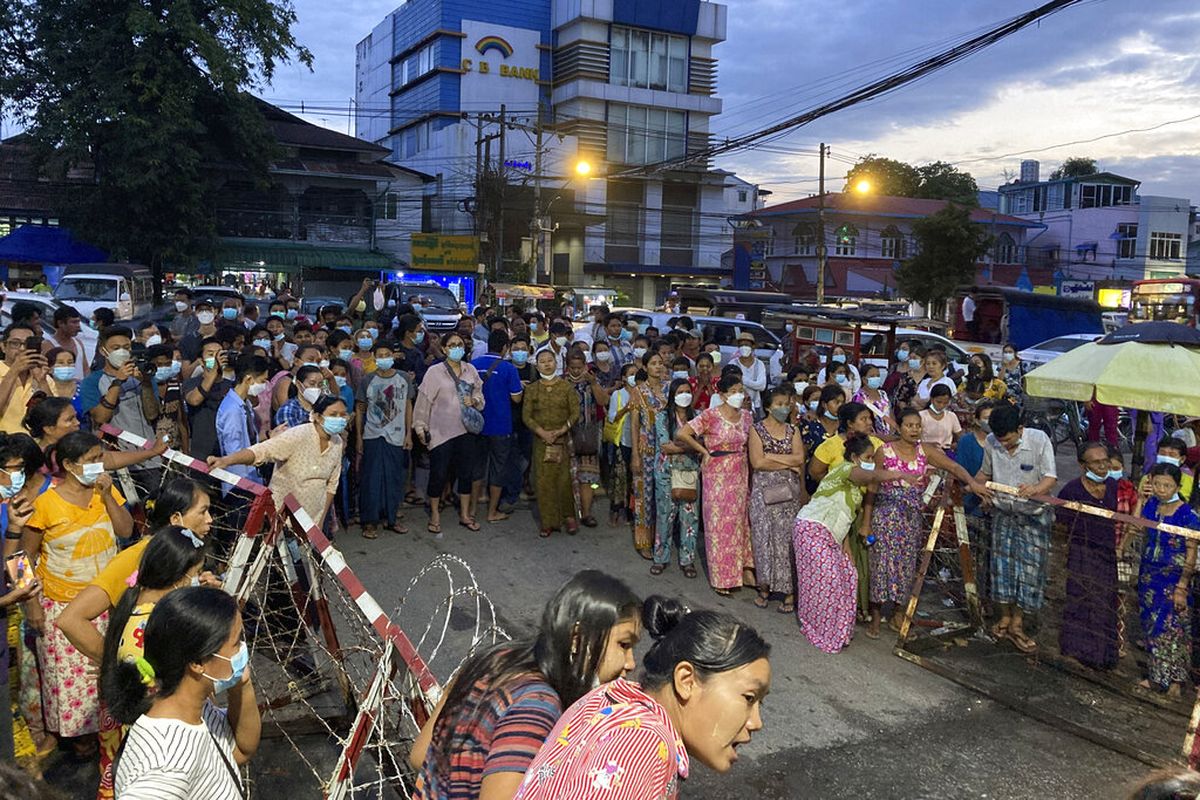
[115, 701, 242, 799]
[414, 672, 561, 799]
[514, 678, 688, 800]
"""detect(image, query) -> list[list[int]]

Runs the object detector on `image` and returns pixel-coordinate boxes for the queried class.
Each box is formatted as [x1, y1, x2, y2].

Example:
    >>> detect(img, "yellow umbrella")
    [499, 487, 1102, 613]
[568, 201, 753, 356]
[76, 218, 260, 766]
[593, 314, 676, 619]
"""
[1025, 340, 1200, 416]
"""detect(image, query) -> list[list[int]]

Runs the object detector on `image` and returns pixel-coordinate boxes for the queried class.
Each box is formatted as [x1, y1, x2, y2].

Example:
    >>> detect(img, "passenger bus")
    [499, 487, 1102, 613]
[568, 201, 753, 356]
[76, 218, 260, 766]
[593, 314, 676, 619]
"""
[1129, 278, 1200, 327]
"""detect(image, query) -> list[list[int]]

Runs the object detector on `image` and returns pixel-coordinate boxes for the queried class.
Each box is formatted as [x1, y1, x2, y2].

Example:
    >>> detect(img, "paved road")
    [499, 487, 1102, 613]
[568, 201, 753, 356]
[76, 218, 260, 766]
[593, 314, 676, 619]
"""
[333, 484, 1151, 800]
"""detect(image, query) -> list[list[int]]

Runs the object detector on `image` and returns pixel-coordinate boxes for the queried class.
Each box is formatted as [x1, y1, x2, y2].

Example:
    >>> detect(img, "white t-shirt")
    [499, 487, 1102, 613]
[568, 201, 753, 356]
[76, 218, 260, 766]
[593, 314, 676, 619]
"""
[916, 376, 957, 402]
[962, 294, 977, 322]
[116, 701, 242, 800]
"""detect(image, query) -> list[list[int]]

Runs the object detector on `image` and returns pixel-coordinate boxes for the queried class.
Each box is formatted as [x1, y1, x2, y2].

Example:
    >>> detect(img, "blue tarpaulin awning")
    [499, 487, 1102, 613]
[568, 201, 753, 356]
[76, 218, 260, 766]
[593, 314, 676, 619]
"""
[0, 226, 107, 264]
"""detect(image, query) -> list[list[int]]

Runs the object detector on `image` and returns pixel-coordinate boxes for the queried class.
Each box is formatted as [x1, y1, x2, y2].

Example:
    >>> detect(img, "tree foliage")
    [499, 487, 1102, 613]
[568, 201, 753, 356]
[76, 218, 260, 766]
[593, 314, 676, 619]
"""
[844, 155, 978, 205]
[895, 204, 991, 314]
[1049, 156, 1097, 180]
[0, 0, 312, 281]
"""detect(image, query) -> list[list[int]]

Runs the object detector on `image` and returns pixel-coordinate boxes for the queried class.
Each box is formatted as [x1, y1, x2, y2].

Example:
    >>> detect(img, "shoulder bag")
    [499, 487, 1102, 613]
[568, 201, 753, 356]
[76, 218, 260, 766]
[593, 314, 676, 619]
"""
[670, 465, 698, 501]
[445, 361, 484, 435]
[571, 382, 601, 456]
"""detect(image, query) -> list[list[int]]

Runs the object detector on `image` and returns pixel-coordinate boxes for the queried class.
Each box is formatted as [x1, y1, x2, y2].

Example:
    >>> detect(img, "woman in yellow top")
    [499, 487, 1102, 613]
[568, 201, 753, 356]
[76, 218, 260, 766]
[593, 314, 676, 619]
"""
[15, 430, 133, 742]
[959, 353, 1006, 401]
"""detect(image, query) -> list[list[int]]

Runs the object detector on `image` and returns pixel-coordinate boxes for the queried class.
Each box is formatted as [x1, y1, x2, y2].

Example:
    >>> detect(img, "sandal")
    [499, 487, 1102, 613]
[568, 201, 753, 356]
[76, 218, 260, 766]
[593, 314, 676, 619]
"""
[385, 523, 409, 535]
[405, 492, 424, 506]
[580, 516, 598, 528]
[754, 590, 770, 609]
[459, 518, 481, 532]
[778, 599, 795, 614]
[714, 587, 733, 597]
[636, 547, 654, 561]
[565, 523, 579, 535]
[427, 522, 442, 535]
[650, 563, 666, 576]
[681, 564, 697, 579]
[361, 527, 379, 540]
[1007, 629, 1038, 654]
[990, 620, 1010, 640]
[539, 528, 554, 538]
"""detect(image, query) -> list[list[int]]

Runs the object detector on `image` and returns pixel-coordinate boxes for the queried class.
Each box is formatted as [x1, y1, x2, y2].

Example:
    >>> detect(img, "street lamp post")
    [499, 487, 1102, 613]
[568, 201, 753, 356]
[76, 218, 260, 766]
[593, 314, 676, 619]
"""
[816, 142, 828, 305]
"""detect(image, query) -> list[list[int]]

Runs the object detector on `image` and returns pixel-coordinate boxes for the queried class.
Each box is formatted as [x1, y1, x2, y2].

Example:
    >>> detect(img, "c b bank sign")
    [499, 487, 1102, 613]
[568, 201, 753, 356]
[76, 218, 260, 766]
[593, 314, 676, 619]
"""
[459, 20, 542, 107]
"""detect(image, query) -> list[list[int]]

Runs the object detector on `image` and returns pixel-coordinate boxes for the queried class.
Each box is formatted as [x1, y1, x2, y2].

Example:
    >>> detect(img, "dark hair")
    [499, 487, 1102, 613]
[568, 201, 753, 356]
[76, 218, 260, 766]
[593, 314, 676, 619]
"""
[801, 384, 823, 405]
[717, 372, 742, 393]
[293, 365, 322, 390]
[973, 399, 995, 420]
[1158, 437, 1188, 457]
[53, 305, 82, 325]
[441, 331, 464, 349]
[54, 430, 101, 472]
[312, 395, 345, 416]
[1149, 463, 1184, 488]
[431, 571, 640, 765]
[103, 587, 237, 725]
[10, 301, 39, 324]
[24, 396, 75, 440]
[640, 596, 769, 691]
[838, 401, 869, 431]
[327, 330, 351, 348]
[666, 378, 694, 439]
[696, 352, 714, 366]
[988, 403, 1021, 437]
[969, 353, 996, 382]
[233, 354, 269, 383]
[764, 386, 790, 408]
[487, 329, 510, 354]
[148, 478, 206, 530]
[1, 321, 33, 342]
[1076, 440, 1109, 464]
[94, 308, 115, 327]
[0, 431, 43, 477]
[819, 384, 844, 408]
[566, 350, 587, 367]
[99, 325, 133, 346]
[135, 319, 157, 335]
[1127, 768, 1200, 800]
[844, 432, 876, 460]
[928, 383, 953, 401]
[895, 406, 922, 427]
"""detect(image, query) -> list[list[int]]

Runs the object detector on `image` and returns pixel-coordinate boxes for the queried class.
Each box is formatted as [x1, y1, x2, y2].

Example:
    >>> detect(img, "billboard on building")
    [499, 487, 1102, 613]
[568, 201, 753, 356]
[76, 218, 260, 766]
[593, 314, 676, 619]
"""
[410, 234, 480, 273]
[459, 20, 542, 111]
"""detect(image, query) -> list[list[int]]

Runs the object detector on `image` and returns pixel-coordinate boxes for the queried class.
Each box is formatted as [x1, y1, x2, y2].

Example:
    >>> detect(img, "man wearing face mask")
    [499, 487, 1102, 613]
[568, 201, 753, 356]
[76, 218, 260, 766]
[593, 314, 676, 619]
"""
[81, 326, 162, 492]
[733, 332, 767, 415]
[220, 298, 243, 328]
[395, 314, 429, 385]
[216, 354, 270, 487]
[45, 305, 89, 380]
[184, 338, 233, 461]
[179, 299, 219, 374]
[534, 321, 572, 375]
[168, 287, 196, 339]
[601, 314, 632, 368]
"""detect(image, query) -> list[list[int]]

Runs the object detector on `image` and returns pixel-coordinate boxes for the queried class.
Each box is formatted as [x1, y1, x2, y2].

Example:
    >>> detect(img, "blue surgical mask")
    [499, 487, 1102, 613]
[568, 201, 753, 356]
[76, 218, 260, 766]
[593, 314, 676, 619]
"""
[357, 338, 372, 350]
[1085, 470, 1108, 483]
[823, 410, 838, 421]
[253, 338, 270, 351]
[908, 358, 922, 370]
[321, 416, 348, 436]
[0, 469, 25, 499]
[512, 351, 529, 366]
[896, 349, 910, 361]
[338, 349, 353, 361]
[286, 309, 298, 320]
[1158, 455, 1182, 467]
[1168, 492, 1182, 504]
[414, 331, 425, 344]
[154, 366, 173, 383]
[334, 375, 348, 388]
[807, 400, 819, 412]
[672, 370, 689, 380]
[867, 376, 883, 390]
[52, 365, 75, 382]
[222, 307, 238, 320]
[835, 374, 848, 385]
[374, 357, 395, 370]
[339, 326, 352, 335]
[448, 346, 465, 362]
[831, 353, 846, 364]
[857, 460, 876, 472]
[620, 329, 633, 342]
[367, 329, 379, 340]
[204, 641, 249, 693]
[1108, 469, 1123, 481]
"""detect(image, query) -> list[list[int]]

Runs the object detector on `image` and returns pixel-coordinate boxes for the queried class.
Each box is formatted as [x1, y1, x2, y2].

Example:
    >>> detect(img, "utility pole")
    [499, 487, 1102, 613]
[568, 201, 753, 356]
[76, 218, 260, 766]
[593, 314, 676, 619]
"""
[816, 142, 828, 306]
[530, 112, 543, 284]
[495, 104, 507, 280]
[474, 114, 484, 246]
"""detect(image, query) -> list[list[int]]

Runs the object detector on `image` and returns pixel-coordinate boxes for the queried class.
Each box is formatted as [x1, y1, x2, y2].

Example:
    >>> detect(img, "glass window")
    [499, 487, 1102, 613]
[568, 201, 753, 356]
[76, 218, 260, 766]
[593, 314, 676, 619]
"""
[611, 26, 688, 92]
[792, 223, 815, 255]
[650, 33, 668, 90]
[627, 106, 647, 164]
[608, 104, 686, 165]
[629, 30, 649, 87]
[1150, 231, 1183, 260]
[1117, 223, 1137, 259]
[610, 28, 628, 84]
[834, 224, 857, 256]
[995, 233, 1016, 264]
[880, 225, 906, 259]
[55, 278, 118, 302]
[668, 36, 687, 92]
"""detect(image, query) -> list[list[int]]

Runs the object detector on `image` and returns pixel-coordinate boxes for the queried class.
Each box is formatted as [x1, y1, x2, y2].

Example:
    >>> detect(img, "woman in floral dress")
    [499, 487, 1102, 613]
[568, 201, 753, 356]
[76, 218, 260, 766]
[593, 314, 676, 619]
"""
[629, 352, 667, 559]
[676, 373, 754, 595]
[651, 379, 700, 577]
[749, 387, 806, 613]
[852, 364, 894, 437]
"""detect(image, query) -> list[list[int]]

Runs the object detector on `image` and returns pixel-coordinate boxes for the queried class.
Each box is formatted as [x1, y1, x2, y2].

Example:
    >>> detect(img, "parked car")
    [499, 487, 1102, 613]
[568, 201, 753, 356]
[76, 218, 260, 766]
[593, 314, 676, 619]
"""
[859, 327, 975, 375]
[388, 282, 463, 333]
[691, 316, 784, 381]
[0, 291, 99, 361]
[1019, 333, 1102, 368]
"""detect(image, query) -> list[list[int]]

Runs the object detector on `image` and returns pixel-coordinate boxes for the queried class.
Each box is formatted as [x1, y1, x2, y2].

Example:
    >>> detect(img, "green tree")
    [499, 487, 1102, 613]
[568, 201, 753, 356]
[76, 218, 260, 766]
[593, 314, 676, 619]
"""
[843, 155, 921, 197]
[895, 204, 991, 315]
[915, 161, 979, 206]
[1049, 156, 1097, 180]
[0, 0, 312, 285]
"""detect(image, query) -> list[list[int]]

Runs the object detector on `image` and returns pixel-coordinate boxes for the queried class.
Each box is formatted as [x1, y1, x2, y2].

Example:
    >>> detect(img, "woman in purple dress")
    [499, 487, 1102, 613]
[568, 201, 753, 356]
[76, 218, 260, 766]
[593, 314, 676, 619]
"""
[1057, 442, 1119, 670]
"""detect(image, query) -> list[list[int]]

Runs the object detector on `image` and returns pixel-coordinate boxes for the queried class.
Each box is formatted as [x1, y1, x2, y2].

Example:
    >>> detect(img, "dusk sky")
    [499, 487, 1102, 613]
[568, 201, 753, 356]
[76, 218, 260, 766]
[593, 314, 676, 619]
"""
[256, 0, 1200, 204]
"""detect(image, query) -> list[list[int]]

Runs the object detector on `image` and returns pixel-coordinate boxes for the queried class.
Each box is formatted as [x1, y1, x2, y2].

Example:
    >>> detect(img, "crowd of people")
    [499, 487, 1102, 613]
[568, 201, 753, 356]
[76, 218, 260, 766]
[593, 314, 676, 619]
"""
[0, 278, 1196, 798]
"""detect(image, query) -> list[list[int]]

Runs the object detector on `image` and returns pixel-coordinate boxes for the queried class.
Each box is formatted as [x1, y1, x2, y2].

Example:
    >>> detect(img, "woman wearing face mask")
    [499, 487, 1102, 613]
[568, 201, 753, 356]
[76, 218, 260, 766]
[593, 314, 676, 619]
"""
[46, 346, 81, 413]
[794, 433, 915, 653]
[689, 352, 718, 411]
[918, 383, 962, 452]
[410, 570, 640, 800]
[800, 385, 840, 497]
[275, 364, 326, 429]
[412, 332, 485, 534]
[651, 379, 701, 578]
[748, 387, 807, 613]
[1057, 442, 1120, 671]
[816, 345, 861, 396]
[629, 353, 668, 558]
[1131, 463, 1200, 696]
[12, 431, 133, 751]
[954, 400, 995, 518]
[884, 342, 925, 411]
[109, 587, 260, 798]
[590, 340, 619, 390]
[210, 395, 348, 527]
[963, 354, 1005, 401]
[852, 364, 894, 436]
[1110, 445, 1138, 658]
[604, 364, 638, 528]
[514, 597, 770, 799]
[674, 374, 754, 596]
[523, 349, 580, 537]
[860, 408, 989, 639]
[914, 351, 956, 411]
[566, 352, 606, 528]
[999, 342, 1027, 408]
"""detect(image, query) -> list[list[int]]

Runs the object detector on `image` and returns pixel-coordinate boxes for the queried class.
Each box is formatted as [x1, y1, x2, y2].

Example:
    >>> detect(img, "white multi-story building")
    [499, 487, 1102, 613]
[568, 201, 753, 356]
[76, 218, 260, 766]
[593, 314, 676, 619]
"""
[355, 0, 737, 306]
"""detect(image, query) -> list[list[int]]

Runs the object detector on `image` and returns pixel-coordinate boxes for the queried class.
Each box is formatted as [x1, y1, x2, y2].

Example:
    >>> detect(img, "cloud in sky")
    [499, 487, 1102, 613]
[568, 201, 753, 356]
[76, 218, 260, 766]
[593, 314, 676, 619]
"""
[255, 0, 1200, 202]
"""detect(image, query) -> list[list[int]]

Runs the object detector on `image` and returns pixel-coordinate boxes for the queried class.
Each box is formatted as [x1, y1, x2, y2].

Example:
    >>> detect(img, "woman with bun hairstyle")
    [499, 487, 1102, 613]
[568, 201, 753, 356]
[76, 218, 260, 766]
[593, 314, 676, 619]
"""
[409, 570, 642, 800]
[674, 373, 755, 596]
[109, 587, 260, 798]
[792, 433, 919, 653]
[514, 597, 770, 799]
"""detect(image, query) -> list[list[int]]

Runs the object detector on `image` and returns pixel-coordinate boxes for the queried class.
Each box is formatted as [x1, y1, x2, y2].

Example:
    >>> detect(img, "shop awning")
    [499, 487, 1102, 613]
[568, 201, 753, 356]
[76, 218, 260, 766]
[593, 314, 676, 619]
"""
[209, 239, 393, 274]
[492, 283, 556, 301]
[0, 226, 106, 264]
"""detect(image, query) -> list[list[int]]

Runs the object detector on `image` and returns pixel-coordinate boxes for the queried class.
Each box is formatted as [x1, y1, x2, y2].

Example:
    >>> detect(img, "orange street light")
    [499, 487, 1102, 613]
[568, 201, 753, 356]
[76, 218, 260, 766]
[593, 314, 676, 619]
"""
[574, 159, 593, 177]
[854, 179, 872, 194]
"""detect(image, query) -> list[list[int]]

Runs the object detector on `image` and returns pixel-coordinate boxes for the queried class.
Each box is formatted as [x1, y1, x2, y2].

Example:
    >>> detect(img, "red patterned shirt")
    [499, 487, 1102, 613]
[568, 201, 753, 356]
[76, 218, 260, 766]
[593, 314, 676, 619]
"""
[514, 678, 687, 800]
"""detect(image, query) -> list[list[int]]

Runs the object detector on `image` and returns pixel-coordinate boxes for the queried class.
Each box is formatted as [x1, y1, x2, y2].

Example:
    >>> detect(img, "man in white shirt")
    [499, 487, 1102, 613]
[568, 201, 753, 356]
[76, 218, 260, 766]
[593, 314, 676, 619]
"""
[962, 290, 978, 340]
[733, 332, 766, 413]
[46, 305, 90, 378]
[535, 321, 573, 374]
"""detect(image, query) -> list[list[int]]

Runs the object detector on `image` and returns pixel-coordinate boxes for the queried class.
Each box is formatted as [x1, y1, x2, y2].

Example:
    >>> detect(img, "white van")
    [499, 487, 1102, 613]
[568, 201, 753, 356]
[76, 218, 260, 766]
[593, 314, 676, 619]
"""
[54, 263, 156, 321]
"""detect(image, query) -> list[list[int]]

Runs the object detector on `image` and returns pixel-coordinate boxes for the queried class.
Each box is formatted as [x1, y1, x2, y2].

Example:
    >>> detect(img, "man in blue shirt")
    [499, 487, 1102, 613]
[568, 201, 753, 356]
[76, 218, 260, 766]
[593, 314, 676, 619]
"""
[216, 354, 271, 489]
[471, 329, 524, 522]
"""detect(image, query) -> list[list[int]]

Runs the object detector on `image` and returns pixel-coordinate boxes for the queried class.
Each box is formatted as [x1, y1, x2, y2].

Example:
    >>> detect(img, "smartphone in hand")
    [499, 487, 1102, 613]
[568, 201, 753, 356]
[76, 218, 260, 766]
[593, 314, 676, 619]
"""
[5, 551, 32, 590]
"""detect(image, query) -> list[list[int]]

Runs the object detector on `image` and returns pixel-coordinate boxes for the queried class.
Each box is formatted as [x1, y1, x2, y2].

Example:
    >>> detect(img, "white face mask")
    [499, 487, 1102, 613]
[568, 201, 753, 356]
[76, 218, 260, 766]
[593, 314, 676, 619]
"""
[725, 392, 745, 409]
[674, 392, 693, 407]
[625, 375, 636, 387]
[738, 345, 753, 358]
[174, 300, 189, 313]
[143, 334, 162, 347]
[595, 351, 612, 363]
[301, 386, 322, 405]
[794, 381, 808, 395]
[196, 311, 215, 325]
[247, 381, 268, 397]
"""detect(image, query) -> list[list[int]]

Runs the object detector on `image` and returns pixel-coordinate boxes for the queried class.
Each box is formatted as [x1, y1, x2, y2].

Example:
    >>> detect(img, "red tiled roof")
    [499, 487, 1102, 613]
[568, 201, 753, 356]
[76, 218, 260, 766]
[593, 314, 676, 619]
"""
[750, 193, 1035, 226]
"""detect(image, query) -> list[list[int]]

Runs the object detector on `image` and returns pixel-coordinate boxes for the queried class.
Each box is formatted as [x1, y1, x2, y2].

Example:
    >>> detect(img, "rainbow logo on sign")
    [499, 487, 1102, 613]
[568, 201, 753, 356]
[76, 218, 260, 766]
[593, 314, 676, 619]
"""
[475, 35, 513, 59]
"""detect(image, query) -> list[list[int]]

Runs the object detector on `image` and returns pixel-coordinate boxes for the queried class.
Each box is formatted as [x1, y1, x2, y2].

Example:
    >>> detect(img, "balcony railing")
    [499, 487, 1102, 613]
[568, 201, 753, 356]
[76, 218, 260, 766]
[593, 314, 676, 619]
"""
[217, 208, 371, 245]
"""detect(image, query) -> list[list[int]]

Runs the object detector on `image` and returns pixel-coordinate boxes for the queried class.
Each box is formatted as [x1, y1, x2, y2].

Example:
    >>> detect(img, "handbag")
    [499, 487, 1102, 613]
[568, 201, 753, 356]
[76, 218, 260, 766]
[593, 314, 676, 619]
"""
[572, 386, 601, 456]
[543, 443, 563, 464]
[446, 361, 484, 434]
[670, 466, 698, 502]
[762, 479, 799, 506]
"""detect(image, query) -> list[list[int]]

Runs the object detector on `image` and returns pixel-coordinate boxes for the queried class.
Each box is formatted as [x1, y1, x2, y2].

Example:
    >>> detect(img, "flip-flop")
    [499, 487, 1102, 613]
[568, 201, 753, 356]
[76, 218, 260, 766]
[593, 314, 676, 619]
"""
[1007, 630, 1038, 654]
[681, 564, 697, 579]
[459, 518, 481, 532]
[487, 513, 511, 523]
[650, 563, 666, 576]
[361, 528, 379, 540]
[753, 592, 770, 609]
[427, 522, 442, 534]
[990, 620, 1010, 640]
[539, 528, 553, 538]
[778, 601, 795, 614]
[385, 523, 409, 535]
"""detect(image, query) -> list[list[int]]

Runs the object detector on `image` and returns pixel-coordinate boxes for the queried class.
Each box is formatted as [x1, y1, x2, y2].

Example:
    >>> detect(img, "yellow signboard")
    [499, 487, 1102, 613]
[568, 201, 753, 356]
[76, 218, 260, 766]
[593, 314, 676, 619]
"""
[410, 234, 480, 273]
